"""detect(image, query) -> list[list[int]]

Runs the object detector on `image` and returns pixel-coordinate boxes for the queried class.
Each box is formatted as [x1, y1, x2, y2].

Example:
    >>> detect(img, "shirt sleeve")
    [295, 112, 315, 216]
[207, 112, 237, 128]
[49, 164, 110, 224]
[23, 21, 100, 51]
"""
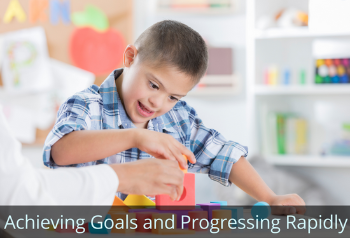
[187, 107, 248, 187]
[43, 93, 93, 168]
[0, 107, 118, 206]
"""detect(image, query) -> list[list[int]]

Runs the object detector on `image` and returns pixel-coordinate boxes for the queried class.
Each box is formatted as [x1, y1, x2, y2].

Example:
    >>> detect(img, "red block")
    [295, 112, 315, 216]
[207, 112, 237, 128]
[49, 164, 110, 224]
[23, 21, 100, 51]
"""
[156, 173, 195, 210]
[188, 210, 208, 231]
[136, 212, 155, 233]
[55, 225, 75, 233]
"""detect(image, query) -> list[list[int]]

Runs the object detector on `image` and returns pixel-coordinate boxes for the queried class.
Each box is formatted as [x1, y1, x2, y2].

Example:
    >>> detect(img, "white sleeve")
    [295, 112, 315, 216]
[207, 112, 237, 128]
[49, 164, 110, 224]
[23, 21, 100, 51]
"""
[0, 107, 119, 205]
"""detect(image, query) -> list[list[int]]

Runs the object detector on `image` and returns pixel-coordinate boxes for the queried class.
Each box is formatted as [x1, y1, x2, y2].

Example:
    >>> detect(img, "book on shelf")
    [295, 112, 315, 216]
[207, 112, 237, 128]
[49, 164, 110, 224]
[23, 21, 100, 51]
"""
[265, 113, 307, 155]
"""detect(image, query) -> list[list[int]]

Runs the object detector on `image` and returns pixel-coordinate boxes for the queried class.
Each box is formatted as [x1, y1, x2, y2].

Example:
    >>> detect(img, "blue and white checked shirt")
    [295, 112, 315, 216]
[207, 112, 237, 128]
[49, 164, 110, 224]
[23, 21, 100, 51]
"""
[43, 69, 248, 191]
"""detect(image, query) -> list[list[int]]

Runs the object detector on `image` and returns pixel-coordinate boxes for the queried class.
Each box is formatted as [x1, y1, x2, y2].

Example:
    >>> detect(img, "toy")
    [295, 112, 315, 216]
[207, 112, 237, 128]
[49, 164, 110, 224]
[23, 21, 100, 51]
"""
[109, 212, 136, 234]
[88, 214, 112, 234]
[151, 213, 177, 234]
[188, 210, 208, 231]
[315, 57, 350, 84]
[222, 207, 244, 227]
[210, 201, 227, 206]
[136, 212, 155, 233]
[124, 194, 155, 208]
[181, 154, 188, 173]
[109, 195, 129, 212]
[251, 201, 271, 221]
[197, 203, 220, 221]
[156, 173, 195, 210]
[212, 210, 231, 231]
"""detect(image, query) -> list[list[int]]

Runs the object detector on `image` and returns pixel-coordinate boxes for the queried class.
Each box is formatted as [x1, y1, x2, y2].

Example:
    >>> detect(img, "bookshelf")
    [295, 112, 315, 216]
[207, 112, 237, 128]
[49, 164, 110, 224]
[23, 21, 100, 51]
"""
[246, 0, 350, 166]
[188, 75, 239, 96]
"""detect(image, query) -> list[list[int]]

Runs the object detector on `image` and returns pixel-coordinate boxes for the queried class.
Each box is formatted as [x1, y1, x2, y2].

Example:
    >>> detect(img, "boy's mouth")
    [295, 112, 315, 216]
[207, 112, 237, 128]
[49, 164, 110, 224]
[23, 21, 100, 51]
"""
[137, 101, 155, 117]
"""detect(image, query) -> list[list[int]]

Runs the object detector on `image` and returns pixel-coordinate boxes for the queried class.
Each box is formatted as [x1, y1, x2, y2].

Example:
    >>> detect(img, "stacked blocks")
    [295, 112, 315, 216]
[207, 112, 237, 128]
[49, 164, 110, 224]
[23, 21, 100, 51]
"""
[124, 194, 155, 208]
[156, 173, 195, 210]
[110, 195, 129, 212]
[197, 203, 220, 221]
[136, 212, 155, 233]
[151, 213, 177, 234]
[222, 207, 244, 227]
[210, 201, 228, 206]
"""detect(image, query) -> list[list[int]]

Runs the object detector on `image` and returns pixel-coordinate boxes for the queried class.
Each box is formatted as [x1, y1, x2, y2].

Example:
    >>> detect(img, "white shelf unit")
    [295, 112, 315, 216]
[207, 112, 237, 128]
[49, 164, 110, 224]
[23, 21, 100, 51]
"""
[188, 75, 239, 96]
[246, 0, 350, 167]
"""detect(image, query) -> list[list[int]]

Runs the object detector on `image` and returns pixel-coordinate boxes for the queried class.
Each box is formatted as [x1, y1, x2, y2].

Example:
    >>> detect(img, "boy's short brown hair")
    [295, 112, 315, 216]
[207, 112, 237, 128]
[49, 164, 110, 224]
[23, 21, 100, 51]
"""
[135, 20, 208, 83]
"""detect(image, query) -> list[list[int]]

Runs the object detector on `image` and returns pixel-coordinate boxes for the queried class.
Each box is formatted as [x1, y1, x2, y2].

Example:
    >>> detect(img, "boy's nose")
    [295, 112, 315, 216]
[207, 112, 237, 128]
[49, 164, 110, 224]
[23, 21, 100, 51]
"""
[148, 95, 165, 110]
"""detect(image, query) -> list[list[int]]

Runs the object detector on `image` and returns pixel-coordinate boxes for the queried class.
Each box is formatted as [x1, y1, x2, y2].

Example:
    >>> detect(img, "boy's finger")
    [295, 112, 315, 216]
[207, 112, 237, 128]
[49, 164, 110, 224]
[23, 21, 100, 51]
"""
[180, 146, 196, 164]
[295, 206, 306, 215]
[271, 206, 296, 215]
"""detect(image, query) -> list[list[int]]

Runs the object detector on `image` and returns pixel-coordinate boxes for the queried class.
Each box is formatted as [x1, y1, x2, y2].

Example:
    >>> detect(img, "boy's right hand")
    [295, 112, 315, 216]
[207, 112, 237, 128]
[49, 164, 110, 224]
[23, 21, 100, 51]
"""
[133, 129, 196, 170]
[110, 159, 184, 201]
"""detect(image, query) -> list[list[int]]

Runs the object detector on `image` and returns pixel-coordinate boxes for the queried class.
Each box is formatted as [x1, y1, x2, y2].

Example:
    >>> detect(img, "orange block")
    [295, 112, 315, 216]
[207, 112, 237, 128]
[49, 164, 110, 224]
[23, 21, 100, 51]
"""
[155, 173, 195, 210]
[188, 210, 208, 231]
[212, 210, 231, 231]
[181, 155, 188, 173]
[109, 212, 136, 234]
[151, 213, 177, 234]
[29, 0, 48, 23]
[109, 196, 129, 213]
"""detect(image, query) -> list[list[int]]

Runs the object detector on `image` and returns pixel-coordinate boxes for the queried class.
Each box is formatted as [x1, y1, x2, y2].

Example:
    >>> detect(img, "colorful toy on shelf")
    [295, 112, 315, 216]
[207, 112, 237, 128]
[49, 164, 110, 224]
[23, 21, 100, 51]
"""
[315, 57, 350, 84]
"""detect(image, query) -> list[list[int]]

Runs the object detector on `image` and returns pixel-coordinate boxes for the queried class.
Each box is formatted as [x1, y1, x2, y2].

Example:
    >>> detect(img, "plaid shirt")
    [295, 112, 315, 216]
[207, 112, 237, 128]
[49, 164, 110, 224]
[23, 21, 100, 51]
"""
[43, 69, 248, 194]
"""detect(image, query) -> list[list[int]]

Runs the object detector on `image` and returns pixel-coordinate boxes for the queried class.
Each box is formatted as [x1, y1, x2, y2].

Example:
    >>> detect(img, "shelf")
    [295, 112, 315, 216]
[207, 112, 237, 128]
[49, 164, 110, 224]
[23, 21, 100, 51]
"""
[188, 75, 239, 96]
[255, 27, 350, 39]
[254, 85, 350, 95]
[264, 155, 350, 167]
[188, 86, 238, 96]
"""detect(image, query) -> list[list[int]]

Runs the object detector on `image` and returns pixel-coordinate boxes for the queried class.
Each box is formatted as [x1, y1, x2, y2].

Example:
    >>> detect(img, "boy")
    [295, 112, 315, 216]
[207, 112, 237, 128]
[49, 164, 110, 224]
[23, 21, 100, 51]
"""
[44, 20, 305, 212]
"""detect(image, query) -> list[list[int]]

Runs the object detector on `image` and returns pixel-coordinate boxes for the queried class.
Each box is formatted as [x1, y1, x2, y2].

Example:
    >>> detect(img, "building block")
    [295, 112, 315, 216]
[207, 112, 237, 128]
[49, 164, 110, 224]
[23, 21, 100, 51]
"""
[222, 207, 244, 227]
[88, 214, 112, 234]
[156, 173, 195, 210]
[109, 212, 136, 234]
[197, 203, 220, 221]
[128, 208, 158, 213]
[188, 210, 208, 231]
[212, 210, 231, 231]
[210, 201, 227, 206]
[158, 228, 196, 235]
[158, 208, 203, 228]
[151, 213, 177, 234]
[251, 202, 271, 220]
[124, 194, 155, 208]
[109, 195, 129, 212]
[136, 212, 154, 233]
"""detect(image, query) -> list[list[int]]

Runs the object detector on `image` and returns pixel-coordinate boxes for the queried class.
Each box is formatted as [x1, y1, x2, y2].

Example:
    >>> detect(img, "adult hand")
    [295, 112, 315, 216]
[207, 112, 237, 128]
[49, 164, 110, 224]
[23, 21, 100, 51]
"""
[133, 129, 196, 170]
[110, 158, 184, 201]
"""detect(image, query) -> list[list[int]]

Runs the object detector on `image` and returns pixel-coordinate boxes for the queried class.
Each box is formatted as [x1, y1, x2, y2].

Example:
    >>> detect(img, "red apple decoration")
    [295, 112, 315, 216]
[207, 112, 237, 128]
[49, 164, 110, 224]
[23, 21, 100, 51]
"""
[69, 27, 125, 75]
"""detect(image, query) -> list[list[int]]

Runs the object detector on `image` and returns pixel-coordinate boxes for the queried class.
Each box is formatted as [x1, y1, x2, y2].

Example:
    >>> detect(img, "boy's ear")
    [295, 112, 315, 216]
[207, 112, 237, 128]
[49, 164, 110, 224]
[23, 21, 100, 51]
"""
[123, 45, 138, 67]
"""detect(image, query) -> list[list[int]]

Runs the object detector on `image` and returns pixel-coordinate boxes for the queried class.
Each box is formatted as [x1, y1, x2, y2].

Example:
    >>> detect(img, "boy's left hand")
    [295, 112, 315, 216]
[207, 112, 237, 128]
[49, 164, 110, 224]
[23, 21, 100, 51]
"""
[269, 194, 306, 215]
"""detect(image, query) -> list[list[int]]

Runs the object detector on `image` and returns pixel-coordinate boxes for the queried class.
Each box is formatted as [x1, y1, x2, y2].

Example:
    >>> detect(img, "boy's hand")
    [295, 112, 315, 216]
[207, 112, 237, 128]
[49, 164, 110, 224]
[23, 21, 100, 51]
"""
[110, 159, 184, 201]
[269, 194, 306, 215]
[133, 129, 196, 170]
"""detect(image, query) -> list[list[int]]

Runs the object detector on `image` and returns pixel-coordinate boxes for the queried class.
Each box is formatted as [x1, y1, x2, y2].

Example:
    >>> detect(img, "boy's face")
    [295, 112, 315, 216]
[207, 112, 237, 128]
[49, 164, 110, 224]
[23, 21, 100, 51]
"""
[118, 51, 195, 129]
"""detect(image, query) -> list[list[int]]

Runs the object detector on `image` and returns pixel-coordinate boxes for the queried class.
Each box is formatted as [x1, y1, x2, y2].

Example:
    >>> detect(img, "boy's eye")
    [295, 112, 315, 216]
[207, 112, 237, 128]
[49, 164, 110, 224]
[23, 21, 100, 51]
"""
[169, 96, 179, 101]
[149, 81, 159, 90]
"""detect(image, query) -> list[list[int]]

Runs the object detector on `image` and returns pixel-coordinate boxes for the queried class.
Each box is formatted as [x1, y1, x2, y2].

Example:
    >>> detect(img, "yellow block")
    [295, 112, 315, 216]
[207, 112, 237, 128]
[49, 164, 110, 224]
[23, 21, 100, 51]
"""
[124, 195, 155, 208]
[109, 212, 136, 234]
[212, 210, 232, 231]
[3, 0, 27, 23]
[152, 213, 177, 234]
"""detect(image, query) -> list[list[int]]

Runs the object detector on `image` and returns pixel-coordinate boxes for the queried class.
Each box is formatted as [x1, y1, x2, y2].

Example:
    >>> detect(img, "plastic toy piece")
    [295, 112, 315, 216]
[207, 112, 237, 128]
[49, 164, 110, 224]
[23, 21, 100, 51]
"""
[212, 210, 231, 231]
[156, 173, 195, 210]
[109, 212, 136, 234]
[152, 213, 177, 234]
[136, 212, 155, 233]
[158, 208, 203, 228]
[222, 207, 244, 227]
[210, 201, 227, 206]
[251, 202, 271, 221]
[49, 0, 70, 25]
[89, 214, 112, 234]
[124, 194, 155, 208]
[196, 203, 220, 221]
[29, 0, 48, 23]
[108, 196, 129, 213]
[181, 155, 188, 173]
[188, 210, 208, 231]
